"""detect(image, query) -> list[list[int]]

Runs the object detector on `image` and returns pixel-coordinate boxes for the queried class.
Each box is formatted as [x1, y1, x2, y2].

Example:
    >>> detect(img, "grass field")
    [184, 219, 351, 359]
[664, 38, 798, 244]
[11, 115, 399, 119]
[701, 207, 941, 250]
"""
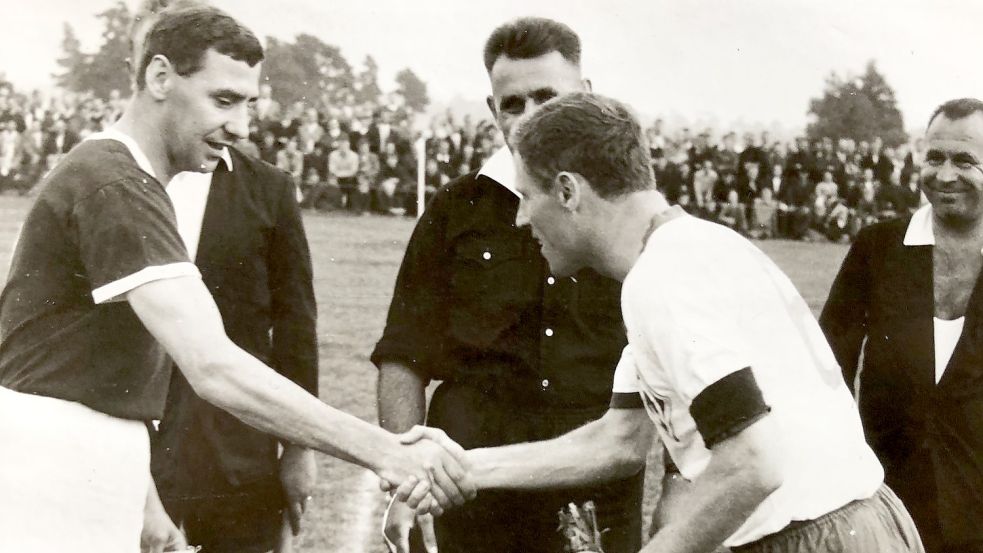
[0, 194, 850, 552]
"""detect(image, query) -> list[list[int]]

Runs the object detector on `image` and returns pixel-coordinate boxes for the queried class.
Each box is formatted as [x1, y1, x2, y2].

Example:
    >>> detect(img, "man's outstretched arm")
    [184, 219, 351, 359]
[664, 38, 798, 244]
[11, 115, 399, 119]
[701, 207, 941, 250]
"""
[404, 407, 652, 492]
[127, 275, 474, 508]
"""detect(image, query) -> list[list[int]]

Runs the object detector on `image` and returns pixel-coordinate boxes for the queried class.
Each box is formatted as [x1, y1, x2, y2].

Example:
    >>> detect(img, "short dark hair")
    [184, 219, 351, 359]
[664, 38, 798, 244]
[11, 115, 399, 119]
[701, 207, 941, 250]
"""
[514, 92, 653, 199]
[130, 0, 202, 62]
[483, 17, 581, 73]
[928, 98, 983, 127]
[136, 5, 263, 89]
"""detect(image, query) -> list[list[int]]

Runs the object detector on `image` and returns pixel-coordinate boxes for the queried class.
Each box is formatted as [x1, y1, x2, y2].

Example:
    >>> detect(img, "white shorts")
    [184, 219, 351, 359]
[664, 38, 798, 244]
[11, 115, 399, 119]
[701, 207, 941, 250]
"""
[0, 386, 150, 553]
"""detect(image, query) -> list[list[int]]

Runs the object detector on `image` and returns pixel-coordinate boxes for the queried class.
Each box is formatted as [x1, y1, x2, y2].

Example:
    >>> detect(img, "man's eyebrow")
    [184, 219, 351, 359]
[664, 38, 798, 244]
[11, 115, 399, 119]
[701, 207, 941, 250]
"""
[210, 89, 250, 102]
[530, 88, 558, 101]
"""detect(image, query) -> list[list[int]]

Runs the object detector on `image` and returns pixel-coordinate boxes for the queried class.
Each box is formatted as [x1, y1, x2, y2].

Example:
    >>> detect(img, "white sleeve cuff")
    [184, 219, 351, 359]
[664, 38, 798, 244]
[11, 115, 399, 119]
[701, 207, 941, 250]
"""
[91, 262, 201, 304]
[612, 345, 641, 394]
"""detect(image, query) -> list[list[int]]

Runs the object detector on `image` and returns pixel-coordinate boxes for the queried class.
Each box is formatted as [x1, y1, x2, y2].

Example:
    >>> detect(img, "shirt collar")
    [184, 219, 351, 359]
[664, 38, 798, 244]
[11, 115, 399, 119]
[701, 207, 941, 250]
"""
[903, 204, 934, 247]
[904, 203, 983, 255]
[477, 147, 518, 198]
[85, 127, 157, 179]
[218, 147, 233, 171]
[84, 127, 233, 179]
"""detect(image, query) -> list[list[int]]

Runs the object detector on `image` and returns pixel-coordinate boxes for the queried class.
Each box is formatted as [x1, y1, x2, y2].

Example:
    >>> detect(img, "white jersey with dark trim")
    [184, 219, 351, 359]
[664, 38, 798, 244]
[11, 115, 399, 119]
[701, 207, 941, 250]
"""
[613, 214, 882, 547]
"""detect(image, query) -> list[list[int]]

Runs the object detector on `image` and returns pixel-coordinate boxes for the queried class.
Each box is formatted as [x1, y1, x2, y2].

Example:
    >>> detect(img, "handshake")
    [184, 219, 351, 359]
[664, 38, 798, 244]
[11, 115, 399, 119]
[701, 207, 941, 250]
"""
[377, 426, 475, 553]
[378, 425, 474, 517]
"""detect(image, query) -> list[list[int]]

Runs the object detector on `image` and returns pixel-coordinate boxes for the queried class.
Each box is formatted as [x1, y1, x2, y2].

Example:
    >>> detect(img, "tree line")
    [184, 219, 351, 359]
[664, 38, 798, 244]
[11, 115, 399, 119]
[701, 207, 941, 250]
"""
[53, 1, 430, 113]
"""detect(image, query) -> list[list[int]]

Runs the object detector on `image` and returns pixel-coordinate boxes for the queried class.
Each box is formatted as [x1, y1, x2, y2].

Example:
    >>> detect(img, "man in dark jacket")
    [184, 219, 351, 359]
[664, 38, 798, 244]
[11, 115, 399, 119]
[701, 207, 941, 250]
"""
[821, 98, 983, 553]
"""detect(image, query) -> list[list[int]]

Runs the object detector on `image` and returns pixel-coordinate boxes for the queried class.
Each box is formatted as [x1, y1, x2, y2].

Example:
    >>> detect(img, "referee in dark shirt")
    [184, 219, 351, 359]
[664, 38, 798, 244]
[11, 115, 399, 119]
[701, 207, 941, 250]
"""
[375, 17, 643, 553]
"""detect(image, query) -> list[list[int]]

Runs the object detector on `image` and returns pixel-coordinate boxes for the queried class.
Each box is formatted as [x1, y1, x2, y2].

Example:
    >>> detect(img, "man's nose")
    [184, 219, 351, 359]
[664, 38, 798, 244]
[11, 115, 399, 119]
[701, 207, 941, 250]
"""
[225, 105, 250, 140]
[936, 160, 959, 183]
[519, 97, 540, 118]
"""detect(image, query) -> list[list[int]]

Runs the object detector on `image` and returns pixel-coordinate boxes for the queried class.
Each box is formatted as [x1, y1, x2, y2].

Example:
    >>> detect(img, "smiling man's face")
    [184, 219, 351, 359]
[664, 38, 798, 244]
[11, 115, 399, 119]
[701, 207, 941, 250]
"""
[163, 48, 260, 173]
[922, 112, 983, 226]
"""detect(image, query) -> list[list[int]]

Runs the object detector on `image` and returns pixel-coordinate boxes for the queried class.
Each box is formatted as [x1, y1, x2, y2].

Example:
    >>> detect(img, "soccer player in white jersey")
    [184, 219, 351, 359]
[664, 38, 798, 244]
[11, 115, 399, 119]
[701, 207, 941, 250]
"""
[398, 92, 924, 553]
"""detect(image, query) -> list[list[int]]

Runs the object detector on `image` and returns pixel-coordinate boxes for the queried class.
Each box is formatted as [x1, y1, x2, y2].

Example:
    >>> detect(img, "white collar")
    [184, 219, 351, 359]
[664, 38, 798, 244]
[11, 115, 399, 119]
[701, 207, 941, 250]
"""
[904, 204, 935, 246]
[904, 204, 983, 254]
[85, 127, 158, 179]
[84, 127, 233, 179]
[477, 147, 518, 198]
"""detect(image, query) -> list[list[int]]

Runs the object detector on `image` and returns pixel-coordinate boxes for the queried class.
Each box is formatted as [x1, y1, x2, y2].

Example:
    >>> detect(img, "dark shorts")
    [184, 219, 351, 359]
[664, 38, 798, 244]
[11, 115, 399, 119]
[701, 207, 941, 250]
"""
[732, 484, 924, 553]
[414, 381, 644, 553]
[161, 477, 284, 553]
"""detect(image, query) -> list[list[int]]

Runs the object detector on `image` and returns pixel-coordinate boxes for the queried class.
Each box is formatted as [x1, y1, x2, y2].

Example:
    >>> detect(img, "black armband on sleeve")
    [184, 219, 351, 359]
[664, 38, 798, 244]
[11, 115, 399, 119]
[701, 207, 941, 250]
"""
[689, 367, 771, 449]
[610, 391, 645, 409]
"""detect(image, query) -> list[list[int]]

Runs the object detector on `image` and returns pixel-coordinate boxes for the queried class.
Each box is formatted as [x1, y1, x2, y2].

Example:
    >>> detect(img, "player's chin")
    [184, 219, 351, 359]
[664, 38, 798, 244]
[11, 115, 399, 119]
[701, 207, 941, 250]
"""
[543, 251, 576, 278]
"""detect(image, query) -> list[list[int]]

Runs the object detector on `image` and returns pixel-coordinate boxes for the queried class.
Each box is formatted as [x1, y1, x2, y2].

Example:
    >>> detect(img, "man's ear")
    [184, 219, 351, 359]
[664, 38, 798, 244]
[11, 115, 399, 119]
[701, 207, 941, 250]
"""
[582, 79, 593, 93]
[144, 54, 174, 101]
[554, 171, 583, 211]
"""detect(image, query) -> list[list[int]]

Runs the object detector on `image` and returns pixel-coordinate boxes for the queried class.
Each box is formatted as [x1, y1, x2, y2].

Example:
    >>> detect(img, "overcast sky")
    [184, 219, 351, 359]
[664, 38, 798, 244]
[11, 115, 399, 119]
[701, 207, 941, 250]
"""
[2, 0, 981, 135]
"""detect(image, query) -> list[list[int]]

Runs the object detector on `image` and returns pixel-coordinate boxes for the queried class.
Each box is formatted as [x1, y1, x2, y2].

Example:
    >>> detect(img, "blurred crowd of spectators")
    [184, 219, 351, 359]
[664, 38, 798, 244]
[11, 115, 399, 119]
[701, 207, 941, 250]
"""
[238, 84, 506, 216]
[646, 120, 926, 242]
[0, 81, 507, 217]
[0, 85, 126, 194]
[0, 81, 925, 239]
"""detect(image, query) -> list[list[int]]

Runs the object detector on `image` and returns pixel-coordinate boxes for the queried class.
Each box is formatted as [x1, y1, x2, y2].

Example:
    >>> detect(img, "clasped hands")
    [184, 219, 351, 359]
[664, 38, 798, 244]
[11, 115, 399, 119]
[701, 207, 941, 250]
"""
[379, 426, 475, 516]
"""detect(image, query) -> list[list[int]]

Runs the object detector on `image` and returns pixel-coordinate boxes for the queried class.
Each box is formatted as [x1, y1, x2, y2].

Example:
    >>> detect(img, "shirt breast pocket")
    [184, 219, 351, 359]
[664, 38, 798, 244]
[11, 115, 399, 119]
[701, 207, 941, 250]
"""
[450, 238, 538, 311]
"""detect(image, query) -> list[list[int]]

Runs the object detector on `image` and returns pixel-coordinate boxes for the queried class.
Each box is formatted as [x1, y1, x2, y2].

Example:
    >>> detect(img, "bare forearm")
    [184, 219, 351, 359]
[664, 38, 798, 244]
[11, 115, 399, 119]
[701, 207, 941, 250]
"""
[377, 361, 427, 433]
[643, 422, 782, 553]
[468, 410, 650, 491]
[642, 466, 774, 553]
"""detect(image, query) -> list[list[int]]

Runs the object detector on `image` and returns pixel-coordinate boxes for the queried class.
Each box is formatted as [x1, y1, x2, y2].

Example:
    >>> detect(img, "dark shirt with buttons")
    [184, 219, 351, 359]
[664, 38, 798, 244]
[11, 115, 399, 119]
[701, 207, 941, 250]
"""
[372, 169, 642, 553]
[372, 170, 627, 410]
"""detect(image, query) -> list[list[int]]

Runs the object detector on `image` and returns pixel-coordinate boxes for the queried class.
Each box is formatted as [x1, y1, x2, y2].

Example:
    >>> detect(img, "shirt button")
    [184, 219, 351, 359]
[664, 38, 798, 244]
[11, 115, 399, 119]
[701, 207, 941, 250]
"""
[545, 328, 554, 337]
[482, 251, 492, 260]
[547, 276, 556, 285]
[542, 379, 550, 388]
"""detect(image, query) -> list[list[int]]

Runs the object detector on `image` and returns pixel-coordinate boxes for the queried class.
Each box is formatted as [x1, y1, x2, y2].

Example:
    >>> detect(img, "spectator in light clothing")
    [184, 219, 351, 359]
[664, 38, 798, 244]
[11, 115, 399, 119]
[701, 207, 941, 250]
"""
[329, 133, 359, 210]
[718, 188, 749, 235]
[0, 119, 21, 183]
[297, 108, 324, 154]
[254, 83, 281, 123]
[813, 171, 839, 220]
[751, 186, 779, 239]
[692, 159, 718, 217]
[276, 137, 304, 184]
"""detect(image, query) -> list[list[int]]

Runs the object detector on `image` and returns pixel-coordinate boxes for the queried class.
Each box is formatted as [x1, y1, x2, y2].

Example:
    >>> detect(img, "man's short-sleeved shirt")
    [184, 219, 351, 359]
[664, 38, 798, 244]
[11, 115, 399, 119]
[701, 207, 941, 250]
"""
[371, 148, 626, 410]
[0, 137, 199, 421]
[611, 214, 883, 547]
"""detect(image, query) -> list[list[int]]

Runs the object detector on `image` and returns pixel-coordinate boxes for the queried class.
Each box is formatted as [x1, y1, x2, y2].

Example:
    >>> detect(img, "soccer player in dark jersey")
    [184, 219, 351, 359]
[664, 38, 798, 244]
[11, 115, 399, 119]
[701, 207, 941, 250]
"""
[0, 6, 471, 552]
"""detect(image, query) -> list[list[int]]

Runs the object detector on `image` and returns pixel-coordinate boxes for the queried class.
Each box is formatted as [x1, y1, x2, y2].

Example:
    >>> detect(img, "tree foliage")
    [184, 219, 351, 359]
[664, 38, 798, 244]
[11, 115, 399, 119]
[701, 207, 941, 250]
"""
[54, 1, 132, 97]
[260, 33, 360, 111]
[394, 68, 429, 113]
[806, 61, 907, 147]
[52, 4, 430, 115]
[353, 55, 382, 106]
